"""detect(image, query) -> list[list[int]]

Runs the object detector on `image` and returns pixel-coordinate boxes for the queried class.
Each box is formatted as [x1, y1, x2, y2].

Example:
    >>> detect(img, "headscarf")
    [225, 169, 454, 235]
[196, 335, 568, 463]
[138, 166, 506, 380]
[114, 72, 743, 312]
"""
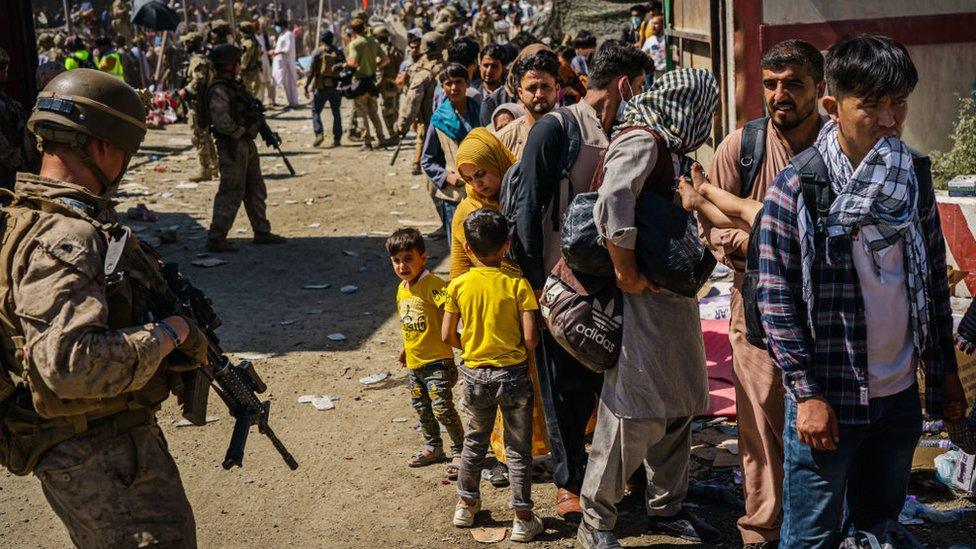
[456, 128, 517, 181]
[796, 119, 930, 349]
[489, 102, 526, 132]
[620, 68, 718, 154]
[430, 96, 481, 142]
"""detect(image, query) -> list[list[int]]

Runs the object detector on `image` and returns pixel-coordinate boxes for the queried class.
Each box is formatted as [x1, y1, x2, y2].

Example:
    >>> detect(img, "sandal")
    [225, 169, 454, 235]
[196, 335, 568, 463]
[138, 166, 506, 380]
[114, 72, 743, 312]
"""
[408, 448, 446, 467]
[446, 455, 462, 480]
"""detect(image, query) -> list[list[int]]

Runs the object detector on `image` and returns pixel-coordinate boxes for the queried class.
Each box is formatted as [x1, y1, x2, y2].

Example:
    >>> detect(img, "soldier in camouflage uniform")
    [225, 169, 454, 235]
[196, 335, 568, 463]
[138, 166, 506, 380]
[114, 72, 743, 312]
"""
[206, 44, 286, 252]
[209, 19, 233, 46]
[111, 0, 132, 41]
[0, 68, 207, 549]
[0, 47, 30, 190]
[393, 32, 445, 176]
[237, 21, 264, 97]
[374, 26, 405, 138]
[472, 1, 496, 48]
[179, 33, 219, 182]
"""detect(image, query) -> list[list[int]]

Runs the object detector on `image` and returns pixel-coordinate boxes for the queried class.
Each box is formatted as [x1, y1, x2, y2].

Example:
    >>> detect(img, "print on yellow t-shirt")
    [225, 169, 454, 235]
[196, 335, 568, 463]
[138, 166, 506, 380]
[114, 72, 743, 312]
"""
[396, 272, 455, 369]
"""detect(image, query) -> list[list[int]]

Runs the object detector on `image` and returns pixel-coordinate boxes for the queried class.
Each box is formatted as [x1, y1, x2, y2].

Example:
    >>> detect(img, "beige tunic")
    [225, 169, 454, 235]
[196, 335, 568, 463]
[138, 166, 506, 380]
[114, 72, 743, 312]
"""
[593, 131, 709, 419]
[494, 114, 532, 158]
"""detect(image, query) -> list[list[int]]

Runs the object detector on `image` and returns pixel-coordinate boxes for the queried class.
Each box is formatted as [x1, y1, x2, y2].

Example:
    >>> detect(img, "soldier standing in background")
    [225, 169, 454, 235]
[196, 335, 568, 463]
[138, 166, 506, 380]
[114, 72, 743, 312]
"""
[375, 26, 405, 138]
[305, 30, 345, 148]
[210, 20, 233, 46]
[179, 32, 219, 183]
[346, 18, 392, 150]
[393, 32, 445, 176]
[3, 68, 205, 549]
[0, 47, 31, 190]
[238, 22, 264, 97]
[111, 0, 131, 41]
[205, 44, 286, 252]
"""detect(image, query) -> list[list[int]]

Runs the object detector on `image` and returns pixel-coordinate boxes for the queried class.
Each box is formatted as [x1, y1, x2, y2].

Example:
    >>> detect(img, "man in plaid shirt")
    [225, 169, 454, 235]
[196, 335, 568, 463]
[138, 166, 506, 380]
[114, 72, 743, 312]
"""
[757, 35, 968, 546]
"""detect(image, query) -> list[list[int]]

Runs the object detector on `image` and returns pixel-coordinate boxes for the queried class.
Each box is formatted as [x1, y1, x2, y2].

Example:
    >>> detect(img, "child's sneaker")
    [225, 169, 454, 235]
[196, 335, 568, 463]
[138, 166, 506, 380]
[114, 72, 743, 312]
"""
[452, 499, 481, 527]
[510, 513, 544, 542]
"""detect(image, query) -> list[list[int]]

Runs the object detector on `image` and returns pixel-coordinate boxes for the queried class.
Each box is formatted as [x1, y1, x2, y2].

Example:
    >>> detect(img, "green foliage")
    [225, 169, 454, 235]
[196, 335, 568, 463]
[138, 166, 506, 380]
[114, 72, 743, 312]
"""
[932, 96, 976, 189]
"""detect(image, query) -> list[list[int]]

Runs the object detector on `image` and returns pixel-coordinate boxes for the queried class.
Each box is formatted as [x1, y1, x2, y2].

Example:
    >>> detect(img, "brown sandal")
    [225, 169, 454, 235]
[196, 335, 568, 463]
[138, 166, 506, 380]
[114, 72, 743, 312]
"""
[446, 455, 462, 480]
[408, 448, 446, 467]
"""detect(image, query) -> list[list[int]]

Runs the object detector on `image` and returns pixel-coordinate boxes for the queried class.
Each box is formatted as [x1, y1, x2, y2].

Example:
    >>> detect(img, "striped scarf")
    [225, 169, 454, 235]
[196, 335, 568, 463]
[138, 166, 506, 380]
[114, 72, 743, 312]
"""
[619, 68, 718, 153]
[798, 119, 930, 348]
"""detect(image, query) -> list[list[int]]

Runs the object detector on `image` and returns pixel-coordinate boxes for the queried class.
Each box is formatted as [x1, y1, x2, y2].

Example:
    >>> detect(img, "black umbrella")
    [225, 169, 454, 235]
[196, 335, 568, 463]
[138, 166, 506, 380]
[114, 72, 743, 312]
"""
[131, 0, 181, 31]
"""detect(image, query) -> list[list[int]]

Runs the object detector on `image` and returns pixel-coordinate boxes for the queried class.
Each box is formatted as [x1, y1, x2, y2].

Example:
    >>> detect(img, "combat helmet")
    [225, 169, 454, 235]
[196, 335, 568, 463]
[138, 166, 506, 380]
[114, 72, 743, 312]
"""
[28, 68, 147, 192]
[181, 31, 205, 52]
[238, 21, 255, 35]
[420, 32, 445, 56]
[209, 43, 243, 67]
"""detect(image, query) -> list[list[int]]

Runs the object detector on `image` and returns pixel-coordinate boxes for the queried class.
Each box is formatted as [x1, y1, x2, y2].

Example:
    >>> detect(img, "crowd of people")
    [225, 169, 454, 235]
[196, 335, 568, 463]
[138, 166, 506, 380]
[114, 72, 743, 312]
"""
[2, 1, 976, 548]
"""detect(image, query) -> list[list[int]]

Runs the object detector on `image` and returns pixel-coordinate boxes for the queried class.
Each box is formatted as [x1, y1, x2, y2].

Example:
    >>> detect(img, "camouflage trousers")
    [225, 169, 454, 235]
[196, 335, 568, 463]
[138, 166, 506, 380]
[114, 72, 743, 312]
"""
[408, 359, 465, 456]
[209, 137, 272, 239]
[242, 70, 263, 99]
[187, 112, 218, 177]
[35, 423, 196, 548]
[380, 90, 399, 138]
[412, 120, 427, 169]
[352, 93, 387, 145]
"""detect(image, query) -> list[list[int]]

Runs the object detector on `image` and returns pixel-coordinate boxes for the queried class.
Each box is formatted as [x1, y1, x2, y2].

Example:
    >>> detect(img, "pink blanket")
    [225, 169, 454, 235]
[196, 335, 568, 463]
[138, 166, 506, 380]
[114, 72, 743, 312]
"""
[701, 319, 737, 418]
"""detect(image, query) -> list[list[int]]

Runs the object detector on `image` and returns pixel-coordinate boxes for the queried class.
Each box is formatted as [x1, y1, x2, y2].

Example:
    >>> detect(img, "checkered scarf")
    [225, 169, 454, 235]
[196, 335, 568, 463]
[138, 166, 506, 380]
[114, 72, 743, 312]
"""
[620, 68, 718, 153]
[798, 119, 930, 347]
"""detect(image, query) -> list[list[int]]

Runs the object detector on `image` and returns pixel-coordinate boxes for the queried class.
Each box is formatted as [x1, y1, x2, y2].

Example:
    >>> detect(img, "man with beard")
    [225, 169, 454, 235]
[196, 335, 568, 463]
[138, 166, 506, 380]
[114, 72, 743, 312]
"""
[495, 49, 559, 157]
[700, 40, 826, 549]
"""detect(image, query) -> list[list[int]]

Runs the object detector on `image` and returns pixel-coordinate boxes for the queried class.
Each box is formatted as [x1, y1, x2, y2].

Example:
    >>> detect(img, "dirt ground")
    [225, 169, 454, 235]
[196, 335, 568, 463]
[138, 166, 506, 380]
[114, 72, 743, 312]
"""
[2, 102, 974, 548]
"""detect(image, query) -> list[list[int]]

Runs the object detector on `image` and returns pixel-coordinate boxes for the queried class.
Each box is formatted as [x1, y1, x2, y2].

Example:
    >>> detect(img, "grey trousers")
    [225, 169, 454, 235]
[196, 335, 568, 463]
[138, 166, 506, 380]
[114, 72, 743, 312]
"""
[580, 399, 693, 530]
[457, 364, 534, 510]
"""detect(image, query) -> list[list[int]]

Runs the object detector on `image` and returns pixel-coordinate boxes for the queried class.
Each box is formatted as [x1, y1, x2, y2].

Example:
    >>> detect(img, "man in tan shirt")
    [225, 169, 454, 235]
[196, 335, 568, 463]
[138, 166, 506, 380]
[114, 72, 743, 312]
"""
[495, 50, 560, 158]
[701, 40, 826, 548]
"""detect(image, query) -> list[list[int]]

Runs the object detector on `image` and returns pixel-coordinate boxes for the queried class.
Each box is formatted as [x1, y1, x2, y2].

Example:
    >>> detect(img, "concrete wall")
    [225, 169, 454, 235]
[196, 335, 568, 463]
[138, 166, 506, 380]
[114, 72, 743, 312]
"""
[761, 0, 975, 25]
[903, 42, 976, 154]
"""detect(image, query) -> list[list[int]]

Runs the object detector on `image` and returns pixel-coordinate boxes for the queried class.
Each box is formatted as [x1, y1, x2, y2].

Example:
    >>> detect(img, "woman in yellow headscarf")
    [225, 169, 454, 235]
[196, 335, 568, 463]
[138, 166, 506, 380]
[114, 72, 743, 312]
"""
[451, 128, 550, 487]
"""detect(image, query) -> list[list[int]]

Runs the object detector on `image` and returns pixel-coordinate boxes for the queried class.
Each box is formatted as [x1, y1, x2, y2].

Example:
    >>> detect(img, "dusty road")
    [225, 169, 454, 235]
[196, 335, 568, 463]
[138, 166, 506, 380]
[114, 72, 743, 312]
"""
[2, 103, 973, 548]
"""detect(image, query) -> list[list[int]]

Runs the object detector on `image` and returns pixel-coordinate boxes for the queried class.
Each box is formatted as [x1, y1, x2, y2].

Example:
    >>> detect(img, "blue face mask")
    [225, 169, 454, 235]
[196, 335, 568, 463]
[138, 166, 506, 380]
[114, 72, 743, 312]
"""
[631, 16, 642, 27]
[274, 25, 282, 33]
[616, 78, 636, 122]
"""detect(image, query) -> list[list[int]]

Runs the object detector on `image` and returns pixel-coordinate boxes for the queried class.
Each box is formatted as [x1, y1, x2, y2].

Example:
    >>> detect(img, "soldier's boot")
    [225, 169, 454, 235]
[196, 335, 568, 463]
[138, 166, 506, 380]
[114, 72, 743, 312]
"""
[206, 237, 239, 252]
[411, 163, 422, 176]
[189, 170, 212, 182]
[253, 232, 287, 245]
[313, 133, 324, 147]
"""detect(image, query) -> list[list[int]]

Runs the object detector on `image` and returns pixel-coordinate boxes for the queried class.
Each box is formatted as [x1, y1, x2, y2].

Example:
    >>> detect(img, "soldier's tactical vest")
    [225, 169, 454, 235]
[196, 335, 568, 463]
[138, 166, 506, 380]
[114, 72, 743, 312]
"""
[240, 37, 262, 75]
[316, 46, 341, 88]
[0, 187, 178, 475]
[206, 78, 255, 138]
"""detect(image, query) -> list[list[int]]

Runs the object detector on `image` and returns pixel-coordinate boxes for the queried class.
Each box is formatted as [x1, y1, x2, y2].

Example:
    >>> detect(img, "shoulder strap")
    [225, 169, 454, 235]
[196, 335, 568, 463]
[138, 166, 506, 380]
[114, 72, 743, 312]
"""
[549, 107, 583, 231]
[791, 147, 832, 226]
[738, 117, 768, 198]
[912, 152, 934, 211]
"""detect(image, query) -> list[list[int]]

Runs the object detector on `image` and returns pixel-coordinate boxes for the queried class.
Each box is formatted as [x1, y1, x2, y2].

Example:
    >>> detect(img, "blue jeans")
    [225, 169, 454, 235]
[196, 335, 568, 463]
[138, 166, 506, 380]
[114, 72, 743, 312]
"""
[780, 385, 922, 548]
[435, 198, 458, 242]
[311, 87, 341, 139]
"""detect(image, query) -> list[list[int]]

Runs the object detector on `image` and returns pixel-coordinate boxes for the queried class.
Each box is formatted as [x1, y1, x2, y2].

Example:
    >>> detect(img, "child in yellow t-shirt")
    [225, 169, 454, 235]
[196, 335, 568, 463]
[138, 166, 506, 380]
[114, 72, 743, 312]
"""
[441, 209, 543, 543]
[387, 228, 465, 473]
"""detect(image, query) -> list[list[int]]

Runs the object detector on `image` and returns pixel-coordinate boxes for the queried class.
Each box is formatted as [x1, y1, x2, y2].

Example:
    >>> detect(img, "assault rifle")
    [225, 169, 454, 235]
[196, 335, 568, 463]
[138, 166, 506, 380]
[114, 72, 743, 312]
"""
[249, 98, 297, 176]
[156, 256, 298, 471]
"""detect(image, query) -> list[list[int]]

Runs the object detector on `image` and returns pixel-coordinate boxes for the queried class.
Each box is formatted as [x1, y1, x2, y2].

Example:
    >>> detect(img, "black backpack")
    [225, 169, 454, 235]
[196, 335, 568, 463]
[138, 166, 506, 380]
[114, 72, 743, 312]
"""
[738, 117, 769, 199]
[499, 107, 582, 258]
[741, 147, 935, 349]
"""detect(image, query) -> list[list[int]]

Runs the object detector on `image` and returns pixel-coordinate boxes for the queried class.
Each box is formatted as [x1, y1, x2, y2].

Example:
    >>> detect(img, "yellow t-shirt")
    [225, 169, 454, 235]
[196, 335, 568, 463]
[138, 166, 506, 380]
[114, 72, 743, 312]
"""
[396, 272, 455, 369]
[444, 267, 539, 368]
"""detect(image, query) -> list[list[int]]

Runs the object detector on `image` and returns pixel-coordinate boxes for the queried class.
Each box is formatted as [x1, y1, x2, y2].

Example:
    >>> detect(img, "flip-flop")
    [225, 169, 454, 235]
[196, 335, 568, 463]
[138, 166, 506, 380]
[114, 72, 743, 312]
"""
[446, 455, 462, 480]
[408, 448, 446, 467]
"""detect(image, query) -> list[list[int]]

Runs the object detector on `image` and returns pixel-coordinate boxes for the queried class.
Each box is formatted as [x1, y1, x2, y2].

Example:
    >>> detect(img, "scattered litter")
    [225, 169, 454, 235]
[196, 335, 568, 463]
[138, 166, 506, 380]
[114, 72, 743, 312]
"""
[360, 370, 390, 385]
[327, 333, 347, 341]
[284, 199, 299, 204]
[710, 263, 732, 280]
[236, 352, 272, 360]
[161, 191, 174, 198]
[298, 394, 340, 403]
[718, 439, 739, 455]
[176, 182, 199, 189]
[191, 257, 227, 268]
[173, 415, 220, 427]
[340, 285, 359, 294]
[236, 228, 247, 234]
[303, 284, 331, 290]
[308, 222, 321, 228]
[386, 172, 397, 176]
[304, 198, 315, 205]
[127, 203, 158, 222]
[410, 184, 421, 190]
[440, 479, 451, 485]
[389, 210, 404, 216]
[342, 250, 359, 257]
[471, 527, 507, 544]
[391, 417, 409, 423]
[279, 320, 296, 326]
[153, 165, 167, 173]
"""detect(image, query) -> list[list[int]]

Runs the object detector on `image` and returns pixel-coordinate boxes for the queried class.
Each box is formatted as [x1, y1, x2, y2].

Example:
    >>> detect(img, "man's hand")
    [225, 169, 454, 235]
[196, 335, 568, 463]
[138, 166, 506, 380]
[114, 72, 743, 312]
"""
[445, 172, 463, 187]
[796, 396, 839, 451]
[605, 240, 660, 295]
[943, 372, 969, 423]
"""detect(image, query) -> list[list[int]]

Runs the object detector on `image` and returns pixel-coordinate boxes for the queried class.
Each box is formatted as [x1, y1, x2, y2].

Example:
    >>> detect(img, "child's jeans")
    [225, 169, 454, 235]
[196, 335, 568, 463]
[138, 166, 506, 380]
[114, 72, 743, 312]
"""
[408, 360, 465, 456]
[457, 363, 534, 510]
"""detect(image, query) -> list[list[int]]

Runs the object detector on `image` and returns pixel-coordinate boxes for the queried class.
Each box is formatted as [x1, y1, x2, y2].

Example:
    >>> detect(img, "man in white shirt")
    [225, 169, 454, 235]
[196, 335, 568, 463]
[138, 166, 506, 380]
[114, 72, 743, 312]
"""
[270, 18, 301, 108]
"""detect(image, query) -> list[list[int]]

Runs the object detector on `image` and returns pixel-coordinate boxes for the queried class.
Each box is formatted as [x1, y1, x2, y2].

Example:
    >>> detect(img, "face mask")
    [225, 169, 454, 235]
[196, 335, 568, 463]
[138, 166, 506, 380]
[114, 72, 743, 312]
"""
[631, 16, 641, 27]
[615, 78, 636, 122]
[274, 25, 281, 33]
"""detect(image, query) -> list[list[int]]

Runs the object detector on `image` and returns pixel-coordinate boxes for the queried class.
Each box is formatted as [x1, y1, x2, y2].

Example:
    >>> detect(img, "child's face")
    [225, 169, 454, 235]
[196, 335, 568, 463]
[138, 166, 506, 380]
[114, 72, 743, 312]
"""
[493, 111, 515, 130]
[390, 248, 428, 283]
